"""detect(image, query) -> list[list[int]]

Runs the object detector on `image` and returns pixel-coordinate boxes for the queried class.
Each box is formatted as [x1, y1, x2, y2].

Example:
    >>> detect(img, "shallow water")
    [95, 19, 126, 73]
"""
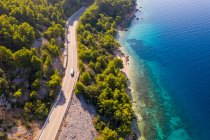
[118, 0, 210, 139]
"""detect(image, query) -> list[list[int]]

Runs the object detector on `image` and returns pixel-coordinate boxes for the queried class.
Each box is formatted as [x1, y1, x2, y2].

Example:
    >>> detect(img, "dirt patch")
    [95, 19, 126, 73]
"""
[57, 94, 98, 140]
[0, 107, 42, 140]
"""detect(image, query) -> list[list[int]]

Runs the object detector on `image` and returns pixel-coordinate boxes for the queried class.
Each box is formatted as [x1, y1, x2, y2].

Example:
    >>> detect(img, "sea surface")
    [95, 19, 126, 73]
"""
[117, 0, 210, 139]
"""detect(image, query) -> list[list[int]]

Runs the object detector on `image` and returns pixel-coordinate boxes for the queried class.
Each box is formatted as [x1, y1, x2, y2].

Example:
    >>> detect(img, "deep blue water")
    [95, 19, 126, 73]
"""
[118, 0, 210, 139]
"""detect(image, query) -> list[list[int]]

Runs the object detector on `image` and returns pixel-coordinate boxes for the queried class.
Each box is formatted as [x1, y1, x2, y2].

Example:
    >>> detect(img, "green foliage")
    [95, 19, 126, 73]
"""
[76, 0, 135, 138]
[0, 69, 8, 96]
[32, 79, 41, 91]
[0, 14, 35, 50]
[75, 81, 85, 95]
[43, 24, 64, 40]
[30, 91, 37, 99]
[0, 77, 8, 96]
[0, 46, 14, 69]
[96, 0, 135, 20]
[35, 100, 49, 120]
[0, 130, 6, 139]
[13, 22, 35, 48]
[62, 0, 94, 17]
[101, 127, 118, 140]
[31, 55, 42, 71]
[112, 58, 123, 69]
[41, 43, 60, 58]
[80, 72, 91, 85]
[24, 102, 33, 113]
[14, 48, 33, 68]
[14, 89, 22, 98]
[43, 54, 53, 78]
[47, 70, 61, 96]
[0, 0, 92, 125]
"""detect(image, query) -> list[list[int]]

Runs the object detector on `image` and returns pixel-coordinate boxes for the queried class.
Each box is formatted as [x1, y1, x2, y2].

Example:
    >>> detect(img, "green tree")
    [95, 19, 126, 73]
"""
[95, 62, 102, 73]
[80, 72, 91, 85]
[24, 102, 33, 113]
[14, 89, 22, 98]
[42, 43, 59, 58]
[113, 58, 123, 69]
[32, 79, 41, 91]
[14, 48, 32, 68]
[30, 91, 37, 99]
[101, 127, 118, 140]
[47, 70, 61, 97]
[43, 54, 52, 78]
[75, 81, 85, 95]
[0, 46, 14, 69]
[35, 100, 49, 120]
[13, 22, 35, 48]
[47, 70, 61, 91]
[0, 77, 8, 95]
[31, 55, 42, 71]
[43, 24, 64, 40]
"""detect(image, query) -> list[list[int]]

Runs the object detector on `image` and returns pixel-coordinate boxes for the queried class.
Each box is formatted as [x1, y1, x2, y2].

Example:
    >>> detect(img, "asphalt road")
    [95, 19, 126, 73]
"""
[38, 7, 86, 140]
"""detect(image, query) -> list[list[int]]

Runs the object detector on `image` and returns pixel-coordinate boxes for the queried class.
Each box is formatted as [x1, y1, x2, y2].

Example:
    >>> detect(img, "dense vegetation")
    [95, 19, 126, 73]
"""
[0, 0, 93, 137]
[0, 0, 64, 119]
[62, 0, 93, 17]
[75, 0, 136, 139]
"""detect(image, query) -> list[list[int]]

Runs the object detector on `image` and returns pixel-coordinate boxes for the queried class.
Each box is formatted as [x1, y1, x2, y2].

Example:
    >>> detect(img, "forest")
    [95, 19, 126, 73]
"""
[0, 0, 135, 139]
[0, 0, 93, 138]
[75, 0, 136, 139]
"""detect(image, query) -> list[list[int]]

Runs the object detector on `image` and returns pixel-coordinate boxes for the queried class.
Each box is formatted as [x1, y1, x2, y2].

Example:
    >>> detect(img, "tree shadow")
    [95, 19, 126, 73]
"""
[55, 91, 66, 107]
[39, 91, 66, 132]
[67, 7, 86, 26]
[75, 94, 96, 116]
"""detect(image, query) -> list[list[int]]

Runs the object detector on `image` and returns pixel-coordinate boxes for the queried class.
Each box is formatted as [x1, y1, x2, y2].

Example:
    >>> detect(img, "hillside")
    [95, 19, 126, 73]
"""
[75, 0, 136, 139]
[0, 0, 93, 139]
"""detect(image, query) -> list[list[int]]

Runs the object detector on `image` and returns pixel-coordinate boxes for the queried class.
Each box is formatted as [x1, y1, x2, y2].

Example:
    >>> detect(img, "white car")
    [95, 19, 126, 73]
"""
[70, 69, 74, 77]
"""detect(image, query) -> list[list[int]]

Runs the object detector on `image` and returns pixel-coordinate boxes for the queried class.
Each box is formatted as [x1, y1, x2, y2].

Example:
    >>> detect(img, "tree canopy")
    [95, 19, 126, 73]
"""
[76, 0, 135, 139]
[0, 0, 92, 124]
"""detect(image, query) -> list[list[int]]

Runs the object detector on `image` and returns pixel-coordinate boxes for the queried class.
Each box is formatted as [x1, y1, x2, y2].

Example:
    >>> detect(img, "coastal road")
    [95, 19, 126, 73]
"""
[38, 7, 86, 140]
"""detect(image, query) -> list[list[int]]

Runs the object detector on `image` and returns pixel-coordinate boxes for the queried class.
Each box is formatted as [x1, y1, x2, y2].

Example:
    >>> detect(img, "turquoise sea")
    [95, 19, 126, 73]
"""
[118, 0, 210, 139]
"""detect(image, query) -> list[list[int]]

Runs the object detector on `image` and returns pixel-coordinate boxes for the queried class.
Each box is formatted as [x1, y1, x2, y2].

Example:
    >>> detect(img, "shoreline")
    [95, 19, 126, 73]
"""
[115, 42, 142, 139]
[114, 0, 145, 137]
[115, 1, 144, 139]
[116, 2, 186, 139]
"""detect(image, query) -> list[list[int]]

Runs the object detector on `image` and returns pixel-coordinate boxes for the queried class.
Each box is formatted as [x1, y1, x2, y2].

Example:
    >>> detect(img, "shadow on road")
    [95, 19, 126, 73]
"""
[55, 91, 66, 107]
[67, 7, 86, 26]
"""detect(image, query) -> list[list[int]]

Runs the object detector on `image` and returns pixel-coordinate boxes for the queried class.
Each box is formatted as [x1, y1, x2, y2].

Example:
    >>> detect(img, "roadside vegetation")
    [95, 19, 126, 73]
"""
[75, 0, 136, 139]
[0, 0, 93, 138]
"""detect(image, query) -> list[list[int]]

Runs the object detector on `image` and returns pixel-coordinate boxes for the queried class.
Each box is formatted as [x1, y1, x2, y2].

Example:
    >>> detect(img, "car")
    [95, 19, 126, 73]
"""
[70, 69, 74, 77]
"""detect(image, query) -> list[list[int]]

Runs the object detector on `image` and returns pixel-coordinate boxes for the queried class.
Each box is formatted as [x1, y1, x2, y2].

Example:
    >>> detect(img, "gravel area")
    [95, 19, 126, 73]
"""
[57, 94, 97, 140]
